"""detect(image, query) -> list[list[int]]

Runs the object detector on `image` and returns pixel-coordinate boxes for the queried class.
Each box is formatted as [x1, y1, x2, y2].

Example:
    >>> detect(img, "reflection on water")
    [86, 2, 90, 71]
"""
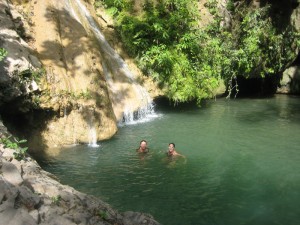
[35, 95, 300, 225]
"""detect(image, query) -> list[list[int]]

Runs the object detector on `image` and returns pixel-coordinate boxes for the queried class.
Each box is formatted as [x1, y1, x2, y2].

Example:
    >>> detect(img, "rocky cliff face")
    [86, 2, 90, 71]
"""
[0, 0, 41, 106]
[260, 0, 300, 94]
[0, 0, 160, 153]
[217, 0, 300, 95]
[0, 145, 161, 225]
[0, 0, 118, 153]
[278, 0, 300, 94]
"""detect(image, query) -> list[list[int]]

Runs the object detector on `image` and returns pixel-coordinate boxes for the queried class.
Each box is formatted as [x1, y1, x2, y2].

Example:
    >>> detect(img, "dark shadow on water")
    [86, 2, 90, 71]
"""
[154, 96, 208, 113]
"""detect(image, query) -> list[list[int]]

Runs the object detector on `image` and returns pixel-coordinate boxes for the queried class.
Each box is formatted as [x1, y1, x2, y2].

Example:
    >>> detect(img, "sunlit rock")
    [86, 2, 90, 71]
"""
[278, 66, 300, 94]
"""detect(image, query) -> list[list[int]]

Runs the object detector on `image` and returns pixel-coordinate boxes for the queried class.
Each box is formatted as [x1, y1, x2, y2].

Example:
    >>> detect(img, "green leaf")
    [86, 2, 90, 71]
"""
[0, 48, 8, 61]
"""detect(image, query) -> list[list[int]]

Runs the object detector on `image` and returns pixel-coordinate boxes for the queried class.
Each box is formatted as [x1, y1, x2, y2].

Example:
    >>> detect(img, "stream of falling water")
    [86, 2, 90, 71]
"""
[71, 0, 158, 126]
[88, 127, 99, 147]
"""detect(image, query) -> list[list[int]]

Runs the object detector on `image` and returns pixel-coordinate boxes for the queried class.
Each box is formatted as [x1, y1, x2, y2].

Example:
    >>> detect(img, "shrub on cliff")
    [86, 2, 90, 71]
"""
[96, 0, 300, 102]
[0, 48, 7, 61]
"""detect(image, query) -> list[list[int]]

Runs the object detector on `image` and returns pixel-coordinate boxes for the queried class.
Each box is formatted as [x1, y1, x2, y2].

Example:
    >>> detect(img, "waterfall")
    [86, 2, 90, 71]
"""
[121, 102, 156, 126]
[71, 0, 158, 125]
[86, 107, 100, 147]
[88, 127, 99, 147]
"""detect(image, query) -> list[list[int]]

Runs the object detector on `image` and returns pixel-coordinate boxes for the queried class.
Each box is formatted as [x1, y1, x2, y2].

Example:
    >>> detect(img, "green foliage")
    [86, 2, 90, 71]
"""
[0, 48, 7, 61]
[18, 67, 46, 84]
[97, 0, 299, 102]
[139, 45, 174, 79]
[94, 0, 104, 9]
[107, 0, 218, 103]
[0, 136, 28, 161]
[116, 13, 152, 55]
[77, 90, 93, 99]
[56, 89, 93, 101]
[226, 0, 235, 12]
[96, 0, 134, 16]
[97, 210, 108, 220]
[223, 5, 299, 80]
[204, 0, 218, 16]
[51, 195, 61, 205]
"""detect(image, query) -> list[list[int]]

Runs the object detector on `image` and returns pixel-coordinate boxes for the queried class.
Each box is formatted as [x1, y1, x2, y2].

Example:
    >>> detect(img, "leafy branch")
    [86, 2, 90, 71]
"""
[96, 0, 299, 102]
[0, 48, 7, 61]
[0, 135, 28, 161]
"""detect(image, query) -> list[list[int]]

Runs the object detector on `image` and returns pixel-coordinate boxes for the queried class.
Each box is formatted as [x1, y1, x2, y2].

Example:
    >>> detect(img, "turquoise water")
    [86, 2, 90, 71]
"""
[35, 95, 300, 225]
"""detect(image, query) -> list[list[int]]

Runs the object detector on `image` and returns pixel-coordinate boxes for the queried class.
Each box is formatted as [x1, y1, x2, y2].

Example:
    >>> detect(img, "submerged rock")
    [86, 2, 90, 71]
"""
[0, 145, 161, 225]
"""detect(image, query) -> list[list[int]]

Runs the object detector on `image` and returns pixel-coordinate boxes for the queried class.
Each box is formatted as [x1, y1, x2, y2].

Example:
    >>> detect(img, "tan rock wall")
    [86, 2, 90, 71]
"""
[28, 0, 118, 151]
[0, 0, 118, 152]
[0, 0, 41, 105]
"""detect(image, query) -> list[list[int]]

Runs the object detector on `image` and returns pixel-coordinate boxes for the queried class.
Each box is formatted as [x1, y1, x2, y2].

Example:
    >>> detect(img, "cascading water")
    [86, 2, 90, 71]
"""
[71, 0, 158, 125]
[121, 102, 156, 125]
[88, 127, 99, 147]
[87, 108, 100, 147]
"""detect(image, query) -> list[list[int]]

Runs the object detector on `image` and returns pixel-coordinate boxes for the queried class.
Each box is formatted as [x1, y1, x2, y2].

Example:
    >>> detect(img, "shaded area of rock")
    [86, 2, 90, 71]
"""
[277, 66, 300, 94]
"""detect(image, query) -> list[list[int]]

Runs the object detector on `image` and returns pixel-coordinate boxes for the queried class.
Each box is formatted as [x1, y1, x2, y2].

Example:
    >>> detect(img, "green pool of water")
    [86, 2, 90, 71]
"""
[35, 95, 300, 225]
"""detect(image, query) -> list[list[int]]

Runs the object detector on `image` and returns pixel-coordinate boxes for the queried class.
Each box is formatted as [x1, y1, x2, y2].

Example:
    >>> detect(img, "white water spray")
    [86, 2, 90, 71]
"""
[88, 127, 99, 147]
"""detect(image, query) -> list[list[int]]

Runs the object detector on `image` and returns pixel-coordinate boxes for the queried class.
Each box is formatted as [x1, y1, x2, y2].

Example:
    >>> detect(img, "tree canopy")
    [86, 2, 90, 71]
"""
[95, 0, 300, 103]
